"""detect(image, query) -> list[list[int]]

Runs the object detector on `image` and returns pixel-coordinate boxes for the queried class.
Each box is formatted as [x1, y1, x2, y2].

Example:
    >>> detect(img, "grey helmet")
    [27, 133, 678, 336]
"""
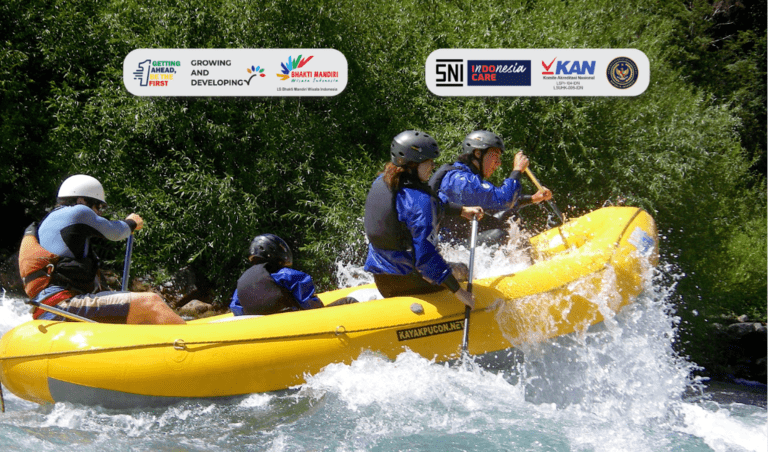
[462, 130, 506, 154]
[390, 130, 440, 167]
[248, 234, 293, 268]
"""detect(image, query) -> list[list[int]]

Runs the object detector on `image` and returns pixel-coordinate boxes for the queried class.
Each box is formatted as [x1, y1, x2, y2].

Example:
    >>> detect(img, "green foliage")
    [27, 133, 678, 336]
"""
[1, 0, 764, 335]
[664, 0, 767, 178]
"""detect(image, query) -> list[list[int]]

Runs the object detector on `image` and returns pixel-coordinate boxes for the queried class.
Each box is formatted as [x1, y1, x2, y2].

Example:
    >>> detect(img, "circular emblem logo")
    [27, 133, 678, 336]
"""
[606, 57, 639, 89]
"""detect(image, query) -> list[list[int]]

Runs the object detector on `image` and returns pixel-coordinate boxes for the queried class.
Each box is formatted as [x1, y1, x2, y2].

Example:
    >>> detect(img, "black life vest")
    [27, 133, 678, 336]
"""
[364, 176, 412, 251]
[428, 163, 457, 195]
[236, 263, 300, 315]
[428, 162, 483, 196]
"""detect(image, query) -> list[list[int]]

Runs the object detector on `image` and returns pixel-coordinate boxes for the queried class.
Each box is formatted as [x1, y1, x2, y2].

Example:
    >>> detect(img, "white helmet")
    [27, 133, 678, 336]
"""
[57, 174, 106, 204]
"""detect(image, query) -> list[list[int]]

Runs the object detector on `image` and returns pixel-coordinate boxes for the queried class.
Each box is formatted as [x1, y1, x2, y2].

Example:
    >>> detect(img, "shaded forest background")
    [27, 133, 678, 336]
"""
[1, 0, 765, 368]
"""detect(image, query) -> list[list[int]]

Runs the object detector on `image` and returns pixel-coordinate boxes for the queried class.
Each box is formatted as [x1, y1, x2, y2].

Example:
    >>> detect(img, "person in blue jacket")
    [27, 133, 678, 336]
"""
[429, 130, 552, 246]
[26, 174, 185, 324]
[363, 130, 483, 308]
[229, 234, 355, 316]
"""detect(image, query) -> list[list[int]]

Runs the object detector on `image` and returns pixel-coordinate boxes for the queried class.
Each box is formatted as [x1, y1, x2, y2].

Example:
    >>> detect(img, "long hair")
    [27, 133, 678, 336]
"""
[381, 162, 419, 191]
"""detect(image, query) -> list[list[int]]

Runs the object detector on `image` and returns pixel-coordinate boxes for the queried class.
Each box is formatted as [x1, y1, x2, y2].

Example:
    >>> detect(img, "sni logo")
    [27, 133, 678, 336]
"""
[435, 59, 463, 87]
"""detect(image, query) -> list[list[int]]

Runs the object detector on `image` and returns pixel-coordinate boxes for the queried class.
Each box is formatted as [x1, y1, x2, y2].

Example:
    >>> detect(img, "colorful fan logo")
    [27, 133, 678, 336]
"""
[245, 65, 265, 85]
[247, 65, 265, 75]
[277, 55, 314, 80]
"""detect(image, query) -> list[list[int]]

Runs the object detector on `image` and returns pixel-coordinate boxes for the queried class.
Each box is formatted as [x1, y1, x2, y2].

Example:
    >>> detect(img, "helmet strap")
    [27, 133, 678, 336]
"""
[472, 149, 486, 180]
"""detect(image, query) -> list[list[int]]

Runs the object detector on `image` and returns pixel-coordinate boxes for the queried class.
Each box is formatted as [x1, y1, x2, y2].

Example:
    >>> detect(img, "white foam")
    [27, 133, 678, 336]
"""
[0, 289, 32, 336]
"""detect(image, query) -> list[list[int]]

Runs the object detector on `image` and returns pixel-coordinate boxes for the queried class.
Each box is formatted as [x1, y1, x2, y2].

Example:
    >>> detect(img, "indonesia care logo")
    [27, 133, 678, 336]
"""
[606, 57, 639, 89]
[467, 60, 531, 86]
[277, 54, 341, 83]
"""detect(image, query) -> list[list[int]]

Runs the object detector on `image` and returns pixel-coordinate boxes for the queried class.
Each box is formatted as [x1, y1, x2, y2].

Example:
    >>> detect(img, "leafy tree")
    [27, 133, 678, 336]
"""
[1, 0, 764, 375]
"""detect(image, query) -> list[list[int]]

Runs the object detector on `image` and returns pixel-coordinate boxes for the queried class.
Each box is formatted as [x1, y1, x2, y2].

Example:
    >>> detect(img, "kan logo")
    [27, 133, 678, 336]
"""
[542, 58, 596, 75]
[542, 58, 556, 75]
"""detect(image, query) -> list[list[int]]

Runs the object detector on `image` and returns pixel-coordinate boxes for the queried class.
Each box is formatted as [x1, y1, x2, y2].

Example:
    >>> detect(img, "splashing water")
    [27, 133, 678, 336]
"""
[0, 227, 765, 451]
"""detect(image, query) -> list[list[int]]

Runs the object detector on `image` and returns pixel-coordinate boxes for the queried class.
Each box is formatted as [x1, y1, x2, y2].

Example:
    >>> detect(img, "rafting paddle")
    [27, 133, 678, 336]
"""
[121, 234, 134, 292]
[25, 299, 96, 323]
[461, 215, 479, 354]
[524, 167, 564, 225]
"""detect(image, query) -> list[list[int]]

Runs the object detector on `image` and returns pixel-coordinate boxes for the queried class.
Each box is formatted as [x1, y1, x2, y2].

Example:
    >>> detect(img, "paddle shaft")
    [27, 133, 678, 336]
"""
[25, 299, 96, 323]
[524, 167, 564, 225]
[461, 216, 479, 353]
[121, 234, 134, 291]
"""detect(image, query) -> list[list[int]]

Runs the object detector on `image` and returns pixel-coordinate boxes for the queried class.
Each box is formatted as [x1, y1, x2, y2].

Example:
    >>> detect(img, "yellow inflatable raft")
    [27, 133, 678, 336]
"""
[0, 206, 657, 408]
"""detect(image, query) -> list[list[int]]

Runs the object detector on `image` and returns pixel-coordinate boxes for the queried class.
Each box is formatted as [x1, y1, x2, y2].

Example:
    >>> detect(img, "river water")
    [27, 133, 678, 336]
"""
[1, 238, 766, 451]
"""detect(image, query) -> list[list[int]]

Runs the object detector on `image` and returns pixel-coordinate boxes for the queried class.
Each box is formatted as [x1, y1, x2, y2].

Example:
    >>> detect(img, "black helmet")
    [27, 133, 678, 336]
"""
[390, 130, 440, 167]
[462, 130, 505, 154]
[248, 234, 293, 268]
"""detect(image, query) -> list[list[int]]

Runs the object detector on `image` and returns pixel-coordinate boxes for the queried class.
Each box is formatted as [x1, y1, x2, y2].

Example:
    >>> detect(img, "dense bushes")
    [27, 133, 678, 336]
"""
[1, 2, 764, 360]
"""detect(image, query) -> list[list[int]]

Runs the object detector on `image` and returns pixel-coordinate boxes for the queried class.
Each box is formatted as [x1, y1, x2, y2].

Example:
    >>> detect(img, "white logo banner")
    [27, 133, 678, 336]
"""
[123, 49, 348, 97]
[426, 49, 649, 96]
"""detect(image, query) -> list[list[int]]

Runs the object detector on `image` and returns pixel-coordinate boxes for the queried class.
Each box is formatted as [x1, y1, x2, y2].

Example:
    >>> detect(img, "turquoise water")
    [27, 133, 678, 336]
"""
[1, 242, 766, 451]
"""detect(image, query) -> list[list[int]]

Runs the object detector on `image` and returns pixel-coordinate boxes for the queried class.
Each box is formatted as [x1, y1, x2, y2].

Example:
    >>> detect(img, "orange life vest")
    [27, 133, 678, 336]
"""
[19, 223, 59, 298]
[18, 222, 76, 319]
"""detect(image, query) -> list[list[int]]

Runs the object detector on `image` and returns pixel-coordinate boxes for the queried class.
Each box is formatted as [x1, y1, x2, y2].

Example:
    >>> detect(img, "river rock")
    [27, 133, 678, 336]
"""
[178, 299, 213, 317]
[157, 266, 214, 310]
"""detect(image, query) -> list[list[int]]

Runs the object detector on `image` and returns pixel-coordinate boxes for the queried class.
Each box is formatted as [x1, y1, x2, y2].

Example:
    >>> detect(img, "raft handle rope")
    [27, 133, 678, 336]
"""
[0, 307, 499, 362]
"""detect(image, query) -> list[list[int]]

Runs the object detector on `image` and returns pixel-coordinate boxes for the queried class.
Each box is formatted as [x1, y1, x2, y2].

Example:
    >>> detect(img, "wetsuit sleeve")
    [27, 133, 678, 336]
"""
[441, 169, 522, 210]
[271, 268, 324, 309]
[71, 205, 132, 241]
[397, 189, 454, 287]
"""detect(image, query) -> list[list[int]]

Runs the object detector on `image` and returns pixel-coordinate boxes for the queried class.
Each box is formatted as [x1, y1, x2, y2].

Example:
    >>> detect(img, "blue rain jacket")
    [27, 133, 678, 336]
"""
[436, 162, 522, 210]
[364, 183, 453, 285]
